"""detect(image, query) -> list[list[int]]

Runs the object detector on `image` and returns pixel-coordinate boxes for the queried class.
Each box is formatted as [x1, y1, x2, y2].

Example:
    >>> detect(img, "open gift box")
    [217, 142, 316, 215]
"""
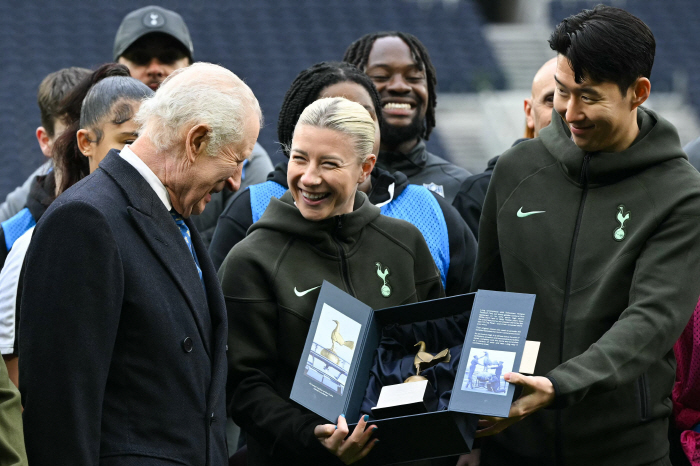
[290, 282, 535, 465]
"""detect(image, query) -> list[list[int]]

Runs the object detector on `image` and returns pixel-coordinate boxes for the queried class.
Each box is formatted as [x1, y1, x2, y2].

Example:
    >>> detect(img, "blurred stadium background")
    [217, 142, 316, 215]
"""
[1, 0, 698, 198]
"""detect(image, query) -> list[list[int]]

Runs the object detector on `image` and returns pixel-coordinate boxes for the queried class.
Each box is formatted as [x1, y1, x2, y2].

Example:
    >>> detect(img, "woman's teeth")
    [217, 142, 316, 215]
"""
[303, 191, 328, 200]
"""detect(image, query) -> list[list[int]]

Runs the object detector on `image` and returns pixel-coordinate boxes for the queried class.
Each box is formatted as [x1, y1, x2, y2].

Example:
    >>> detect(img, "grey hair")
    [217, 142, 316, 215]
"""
[134, 62, 262, 156]
[295, 97, 375, 163]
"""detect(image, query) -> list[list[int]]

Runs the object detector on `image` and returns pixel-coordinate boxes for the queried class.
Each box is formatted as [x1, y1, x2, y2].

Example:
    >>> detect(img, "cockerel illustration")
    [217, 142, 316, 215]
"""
[330, 320, 354, 353]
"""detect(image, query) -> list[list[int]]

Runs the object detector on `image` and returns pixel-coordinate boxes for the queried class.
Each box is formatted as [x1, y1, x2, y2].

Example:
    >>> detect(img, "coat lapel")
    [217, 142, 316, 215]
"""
[100, 151, 213, 356]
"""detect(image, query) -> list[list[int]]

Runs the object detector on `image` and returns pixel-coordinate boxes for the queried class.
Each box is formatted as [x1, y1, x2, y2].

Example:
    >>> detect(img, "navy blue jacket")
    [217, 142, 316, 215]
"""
[19, 150, 228, 466]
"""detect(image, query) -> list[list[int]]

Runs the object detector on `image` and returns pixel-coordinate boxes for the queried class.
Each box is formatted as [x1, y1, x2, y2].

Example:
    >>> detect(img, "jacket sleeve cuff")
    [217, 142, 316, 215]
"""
[544, 376, 566, 410]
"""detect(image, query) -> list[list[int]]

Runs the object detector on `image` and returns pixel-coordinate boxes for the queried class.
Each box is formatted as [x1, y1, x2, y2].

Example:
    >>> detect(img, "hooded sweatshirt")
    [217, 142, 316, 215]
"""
[473, 107, 700, 465]
[219, 190, 443, 466]
[209, 164, 475, 296]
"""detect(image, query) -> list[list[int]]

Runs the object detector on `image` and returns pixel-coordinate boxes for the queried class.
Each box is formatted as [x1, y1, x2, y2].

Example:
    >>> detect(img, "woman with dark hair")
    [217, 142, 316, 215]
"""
[220, 96, 444, 465]
[0, 63, 152, 386]
[52, 63, 153, 195]
[209, 61, 476, 297]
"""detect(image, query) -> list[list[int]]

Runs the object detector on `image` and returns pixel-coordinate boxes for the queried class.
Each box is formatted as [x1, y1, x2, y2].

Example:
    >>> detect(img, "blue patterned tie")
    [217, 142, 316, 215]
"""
[170, 210, 205, 289]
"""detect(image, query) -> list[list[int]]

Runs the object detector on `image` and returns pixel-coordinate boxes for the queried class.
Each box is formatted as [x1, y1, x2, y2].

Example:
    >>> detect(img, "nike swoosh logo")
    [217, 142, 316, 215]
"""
[517, 207, 546, 218]
[294, 286, 321, 297]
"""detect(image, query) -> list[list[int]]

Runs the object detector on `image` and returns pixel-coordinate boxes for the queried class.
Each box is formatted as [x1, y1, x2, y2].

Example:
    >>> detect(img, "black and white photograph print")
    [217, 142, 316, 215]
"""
[304, 303, 361, 395]
[460, 347, 516, 396]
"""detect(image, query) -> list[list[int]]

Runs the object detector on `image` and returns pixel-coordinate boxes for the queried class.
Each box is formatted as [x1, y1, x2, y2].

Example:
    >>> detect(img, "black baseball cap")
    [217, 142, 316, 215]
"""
[113, 6, 194, 62]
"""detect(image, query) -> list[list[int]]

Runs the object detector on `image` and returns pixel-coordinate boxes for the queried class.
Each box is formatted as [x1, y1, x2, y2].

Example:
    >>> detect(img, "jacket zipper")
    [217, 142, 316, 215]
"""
[556, 152, 591, 466]
[333, 215, 356, 296]
[637, 373, 649, 420]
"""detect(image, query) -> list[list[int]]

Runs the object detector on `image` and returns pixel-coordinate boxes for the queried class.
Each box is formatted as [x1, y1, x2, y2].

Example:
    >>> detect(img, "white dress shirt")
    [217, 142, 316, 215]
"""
[119, 145, 172, 212]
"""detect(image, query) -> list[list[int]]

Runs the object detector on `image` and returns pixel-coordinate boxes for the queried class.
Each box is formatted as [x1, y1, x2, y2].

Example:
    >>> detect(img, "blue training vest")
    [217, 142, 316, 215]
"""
[248, 182, 450, 289]
[2, 207, 36, 252]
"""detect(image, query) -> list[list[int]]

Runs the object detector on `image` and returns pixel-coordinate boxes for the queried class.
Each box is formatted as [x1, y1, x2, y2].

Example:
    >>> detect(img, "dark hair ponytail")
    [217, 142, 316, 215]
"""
[52, 63, 131, 195]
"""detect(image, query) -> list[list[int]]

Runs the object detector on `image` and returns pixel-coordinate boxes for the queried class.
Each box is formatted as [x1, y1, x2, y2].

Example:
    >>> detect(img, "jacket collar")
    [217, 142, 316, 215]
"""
[120, 145, 172, 211]
[100, 149, 163, 216]
[540, 107, 686, 186]
[267, 162, 289, 185]
[367, 166, 408, 205]
[377, 139, 428, 177]
[250, 190, 381, 256]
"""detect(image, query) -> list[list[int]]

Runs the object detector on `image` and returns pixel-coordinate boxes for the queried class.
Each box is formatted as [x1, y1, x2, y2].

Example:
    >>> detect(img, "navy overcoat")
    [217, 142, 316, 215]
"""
[19, 150, 228, 466]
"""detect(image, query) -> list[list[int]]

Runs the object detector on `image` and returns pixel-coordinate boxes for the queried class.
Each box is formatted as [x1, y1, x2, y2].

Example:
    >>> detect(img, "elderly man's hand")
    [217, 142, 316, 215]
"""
[475, 373, 555, 438]
[314, 414, 378, 464]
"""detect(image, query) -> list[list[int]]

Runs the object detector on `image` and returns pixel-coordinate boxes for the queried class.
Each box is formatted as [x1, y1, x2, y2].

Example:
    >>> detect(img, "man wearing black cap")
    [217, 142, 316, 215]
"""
[114, 6, 273, 246]
[114, 5, 193, 91]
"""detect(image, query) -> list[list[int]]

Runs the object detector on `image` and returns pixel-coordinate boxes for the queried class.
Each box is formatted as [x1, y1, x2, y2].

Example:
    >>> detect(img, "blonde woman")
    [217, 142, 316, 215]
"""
[220, 97, 443, 465]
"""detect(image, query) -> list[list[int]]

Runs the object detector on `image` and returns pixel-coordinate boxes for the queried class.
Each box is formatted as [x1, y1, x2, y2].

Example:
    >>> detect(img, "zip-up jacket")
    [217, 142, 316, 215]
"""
[219, 190, 444, 466]
[209, 163, 476, 295]
[377, 139, 471, 203]
[473, 107, 700, 465]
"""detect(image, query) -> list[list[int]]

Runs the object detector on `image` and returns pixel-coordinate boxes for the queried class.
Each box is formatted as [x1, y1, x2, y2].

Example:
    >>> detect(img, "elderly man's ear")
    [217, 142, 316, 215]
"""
[186, 124, 211, 163]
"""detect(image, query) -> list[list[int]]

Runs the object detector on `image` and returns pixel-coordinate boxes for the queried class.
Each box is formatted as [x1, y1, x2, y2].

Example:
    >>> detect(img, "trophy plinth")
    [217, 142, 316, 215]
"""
[370, 379, 438, 419]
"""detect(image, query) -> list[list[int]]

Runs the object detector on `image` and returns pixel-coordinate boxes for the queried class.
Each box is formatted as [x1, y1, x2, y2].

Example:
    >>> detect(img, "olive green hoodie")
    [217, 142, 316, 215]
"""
[473, 107, 700, 465]
[220, 190, 443, 466]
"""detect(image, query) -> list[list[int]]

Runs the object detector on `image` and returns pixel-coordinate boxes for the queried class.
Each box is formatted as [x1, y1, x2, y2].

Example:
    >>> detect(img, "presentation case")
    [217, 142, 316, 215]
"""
[290, 281, 535, 465]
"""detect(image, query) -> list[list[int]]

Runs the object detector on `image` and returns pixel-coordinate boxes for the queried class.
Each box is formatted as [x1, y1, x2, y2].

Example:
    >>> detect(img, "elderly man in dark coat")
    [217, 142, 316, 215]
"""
[18, 62, 261, 466]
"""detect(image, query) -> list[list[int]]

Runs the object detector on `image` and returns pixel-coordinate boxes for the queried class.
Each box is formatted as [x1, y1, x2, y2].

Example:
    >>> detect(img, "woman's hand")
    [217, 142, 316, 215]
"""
[314, 414, 378, 464]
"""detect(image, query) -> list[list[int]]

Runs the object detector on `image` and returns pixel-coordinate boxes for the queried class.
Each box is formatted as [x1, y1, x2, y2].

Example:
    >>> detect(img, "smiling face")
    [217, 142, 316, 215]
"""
[288, 125, 372, 221]
[365, 36, 428, 151]
[170, 113, 260, 217]
[553, 55, 642, 153]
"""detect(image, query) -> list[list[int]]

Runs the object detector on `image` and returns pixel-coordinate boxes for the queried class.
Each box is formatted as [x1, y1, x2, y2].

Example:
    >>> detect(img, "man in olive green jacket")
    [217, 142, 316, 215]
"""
[0, 357, 26, 466]
[472, 6, 700, 466]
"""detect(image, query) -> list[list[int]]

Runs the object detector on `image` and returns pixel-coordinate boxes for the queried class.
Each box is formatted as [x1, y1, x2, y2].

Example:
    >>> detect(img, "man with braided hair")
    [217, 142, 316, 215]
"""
[343, 32, 470, 203]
